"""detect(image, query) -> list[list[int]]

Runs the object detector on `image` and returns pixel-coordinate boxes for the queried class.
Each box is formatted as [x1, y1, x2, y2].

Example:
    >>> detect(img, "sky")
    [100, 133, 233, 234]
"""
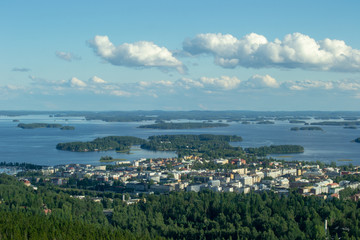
[1, 1, 360, 111]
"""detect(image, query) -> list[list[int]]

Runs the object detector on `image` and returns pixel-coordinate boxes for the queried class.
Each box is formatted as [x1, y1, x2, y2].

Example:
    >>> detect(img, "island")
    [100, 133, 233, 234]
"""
[290, 127, 323, 131]
[99, 156, 127, 163]
[244, 145, 304, 156]
[60, 126, 75, 130]
[311, 121, 360, 126]
[140, 134, 243, 159]
[17, 123, 75, 130]
[57, 133, 305, 160]
[56, 136, 146, 152]
[344, 126, 357, 129]
[352, 138, 360, 143]
[256, 120, 275, 124]
[289, 120, 306, 124]
[137, 122, 229, 129]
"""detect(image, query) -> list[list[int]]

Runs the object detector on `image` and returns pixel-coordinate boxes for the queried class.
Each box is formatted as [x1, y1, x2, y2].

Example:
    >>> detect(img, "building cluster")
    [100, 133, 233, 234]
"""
[33, 156, 360, 200]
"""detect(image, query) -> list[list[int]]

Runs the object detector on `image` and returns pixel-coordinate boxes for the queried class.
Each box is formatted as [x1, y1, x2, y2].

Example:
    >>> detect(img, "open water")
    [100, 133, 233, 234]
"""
[0, 115, 359, 166]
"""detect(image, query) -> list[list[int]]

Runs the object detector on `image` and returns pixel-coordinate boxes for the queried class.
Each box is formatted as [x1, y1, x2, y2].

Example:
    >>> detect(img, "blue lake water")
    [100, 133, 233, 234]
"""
[0, 115, 359, 166]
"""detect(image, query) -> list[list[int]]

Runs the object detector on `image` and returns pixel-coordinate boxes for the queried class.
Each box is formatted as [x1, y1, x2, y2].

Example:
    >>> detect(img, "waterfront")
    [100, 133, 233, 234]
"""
[0, 115, 359, 166]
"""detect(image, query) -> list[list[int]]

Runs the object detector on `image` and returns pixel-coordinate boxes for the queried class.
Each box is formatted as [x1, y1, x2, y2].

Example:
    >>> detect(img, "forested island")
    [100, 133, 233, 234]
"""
[17, 123, 75, 130]
[138, 122, 229, 129]
[289, 120, 307, 124]
[60, 126, 75, 130]
[291, 127, 323, 131]
[141, 134, 243, 159]
[353, 138, 360, 143]
[99, 156, 126, 163]
[56, 136, 146, 152]
[244, 145, 304, 156]
[311, 121, 360, 126]
[344, 126, 357, 129]
[56, 134, 304, 159]
[256, 120, 275, 124]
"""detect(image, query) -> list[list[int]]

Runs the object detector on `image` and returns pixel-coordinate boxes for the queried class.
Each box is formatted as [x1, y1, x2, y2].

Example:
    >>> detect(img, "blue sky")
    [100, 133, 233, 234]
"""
[1, 0, 360, 111]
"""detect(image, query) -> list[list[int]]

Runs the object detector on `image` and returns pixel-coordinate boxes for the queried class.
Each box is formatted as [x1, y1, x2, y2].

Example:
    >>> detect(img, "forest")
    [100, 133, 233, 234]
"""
[56, 136, 146, 152]
[140, 134, 244, 159]
[1, 174, 360, 239]
[244, 145, 304, 156]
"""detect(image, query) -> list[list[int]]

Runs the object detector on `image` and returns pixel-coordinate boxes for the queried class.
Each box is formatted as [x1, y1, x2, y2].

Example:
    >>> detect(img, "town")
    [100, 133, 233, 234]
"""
[8, 155, 360, 204]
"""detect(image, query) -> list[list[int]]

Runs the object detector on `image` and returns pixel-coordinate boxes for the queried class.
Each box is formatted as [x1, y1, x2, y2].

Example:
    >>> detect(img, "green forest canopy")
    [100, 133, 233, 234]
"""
[56, 134, 304, 159]
[1, 174, 360, 240]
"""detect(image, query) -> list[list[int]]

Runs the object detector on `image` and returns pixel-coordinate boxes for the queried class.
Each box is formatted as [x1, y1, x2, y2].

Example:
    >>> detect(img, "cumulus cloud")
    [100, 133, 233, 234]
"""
[183, 32, 360, 72]
[70, 77, 87, 88]
[55, 51, 81, 62]
[336, 79, 360, 91]
[244, 75, 279, 89]
[176, 78, 204, 89]
[199, 76, 241, 90]
[12, 67, 31, 72]
[89, 76, 106, 84]
[110, 90, 132, 97]
[89, 35, 185, 73]
[283, 80, 334, 91]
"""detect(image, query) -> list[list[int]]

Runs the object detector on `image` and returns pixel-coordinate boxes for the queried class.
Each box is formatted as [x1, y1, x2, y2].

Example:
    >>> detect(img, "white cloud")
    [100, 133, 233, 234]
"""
[138, 80, 174, 88]
[110, 90, 131, 97]
[244, 75, 279, 88]
[199, 76, 241, 90]
[7, 73, 360, 105]
[283, 80, 334, 91]
[89, 76, 106, 84]
[183, 32, 360, 72]
[176, 78, 204, 89]
[55, 51, 81, 62]
[89, 35, 185, 73]
[336, 79, 360, 90]
[70, 77, 87, 88]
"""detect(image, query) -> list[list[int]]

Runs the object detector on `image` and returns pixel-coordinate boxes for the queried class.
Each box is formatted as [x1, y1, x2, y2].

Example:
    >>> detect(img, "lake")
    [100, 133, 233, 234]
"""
[0, 115, 359, 166]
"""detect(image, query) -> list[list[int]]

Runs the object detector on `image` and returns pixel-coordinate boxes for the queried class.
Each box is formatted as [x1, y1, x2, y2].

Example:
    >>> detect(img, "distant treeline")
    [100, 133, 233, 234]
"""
[311, 121, 360, 126]
[291, 127, 323, 131]
[3, 110, 360, 123]
[0, 162, 43, 169]
[17, 123, 75, 130]
[256, 120, 275, 124]
[138, 122, 229, 129]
